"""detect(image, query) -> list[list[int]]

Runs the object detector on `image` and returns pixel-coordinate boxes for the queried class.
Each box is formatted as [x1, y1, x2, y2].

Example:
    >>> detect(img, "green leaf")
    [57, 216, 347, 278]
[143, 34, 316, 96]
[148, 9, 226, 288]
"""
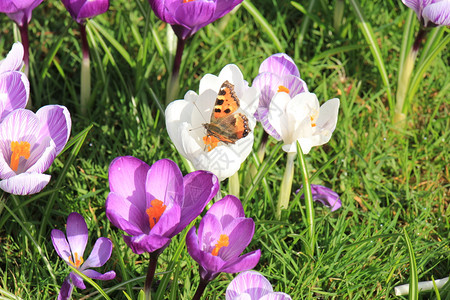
[68, 266, 112, 300]
[403, 228, 418, 300]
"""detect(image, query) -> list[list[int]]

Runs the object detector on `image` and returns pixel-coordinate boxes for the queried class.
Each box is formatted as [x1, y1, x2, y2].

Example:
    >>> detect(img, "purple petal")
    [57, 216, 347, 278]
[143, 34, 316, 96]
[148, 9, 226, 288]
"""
[0, 172, 50, 195]
[148, 202, 181, 238]
[36, 105, 71, 155]
[423, 1, 450, 26]
[148, 0, 178, 24]
[256, 107, 282, 141]
[298, 184, 342, 212]
[66, 212, 88, 260]
[207, 195, 245, 227]
[173, 1, 215, 29]
[221, 249, 261, 274]
[76, 0, 109, 23]
[25, 137, 57, 174]
[252, 72, 281, 111]
[57, 277, 73, 300]
[145, 159, 183, 207]
[213, 0, 243, 20]
[260, 293, 292, 300]
[82, 237, 113, 269]
[173, 170, 218, 235]
[226, 271, 273, 299]
[258, 53, 300, 78]
[123, 233, 171, 254]
[220, 218, 255, 261]
[106, 192, 148, 235]
[0, 71, 29, 120]
[51, 229, 71, 263]
[70, 272, 86, 289]
[82, 269, 116, 281]
[1, 1, 42, 25]
[197, 214, 222, 254]
[0, 42, 24, 73]
[108, 156, 149, 212]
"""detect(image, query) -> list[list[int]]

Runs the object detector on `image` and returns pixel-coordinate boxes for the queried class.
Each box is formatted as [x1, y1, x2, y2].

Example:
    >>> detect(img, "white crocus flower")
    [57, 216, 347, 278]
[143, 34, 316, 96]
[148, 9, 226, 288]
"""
[166, 64, 259, 181]
[268, 92, 339, 154]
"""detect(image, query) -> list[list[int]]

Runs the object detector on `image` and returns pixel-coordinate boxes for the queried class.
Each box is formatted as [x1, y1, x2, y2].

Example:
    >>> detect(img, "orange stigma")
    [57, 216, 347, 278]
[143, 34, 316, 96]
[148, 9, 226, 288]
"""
[203, 135, 220, 152]
[68, 252, 84, 268]
[310, 116, 316, 127]
[146, 199, 167, 229]
[211, 234, 229, 256]
[182, 0, 195, 2]
[277, 85, 290, 94]
[10, 141, 31, 172]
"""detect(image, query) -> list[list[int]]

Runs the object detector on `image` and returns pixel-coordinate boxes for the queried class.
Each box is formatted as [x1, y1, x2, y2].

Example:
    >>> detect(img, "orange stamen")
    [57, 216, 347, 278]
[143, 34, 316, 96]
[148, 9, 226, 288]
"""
[68, 252, 84, 268]
[277, 85, 290, 94]
[182, 0, 195, 2]
[211, 234, 229, 256]
[10, 141, 31, 172]
[146, 199, 167, 229]
[310, 116, 316, 127]
[203, 135, 220, 152]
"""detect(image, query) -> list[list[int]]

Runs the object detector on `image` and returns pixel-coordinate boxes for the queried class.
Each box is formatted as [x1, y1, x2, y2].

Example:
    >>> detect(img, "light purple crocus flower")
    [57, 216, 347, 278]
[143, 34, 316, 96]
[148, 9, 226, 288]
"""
[186, 195, 261, 282]
[51, 212, 116, 300]
[61, 0, 109, 24]
[0, 42, 29, 121]
[226, 271, 292, 300]
[0, 106, 71, 195]
[298, 184, 341, 212]
[402, 0, 450, 26]
[252, 53, 308, 140]
[148, 0, 244, 40]
[106, 156, 219, 255]
[0, 0, 43, 26]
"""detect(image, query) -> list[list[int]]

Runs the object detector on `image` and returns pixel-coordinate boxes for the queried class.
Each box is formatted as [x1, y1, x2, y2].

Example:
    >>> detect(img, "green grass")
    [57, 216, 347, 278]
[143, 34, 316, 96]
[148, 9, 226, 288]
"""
[0, 0, 449, 299]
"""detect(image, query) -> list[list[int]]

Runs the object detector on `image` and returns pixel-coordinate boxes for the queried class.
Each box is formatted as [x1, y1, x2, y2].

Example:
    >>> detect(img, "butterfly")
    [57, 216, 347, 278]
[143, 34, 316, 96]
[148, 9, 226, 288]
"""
[202, 80, 250, 151]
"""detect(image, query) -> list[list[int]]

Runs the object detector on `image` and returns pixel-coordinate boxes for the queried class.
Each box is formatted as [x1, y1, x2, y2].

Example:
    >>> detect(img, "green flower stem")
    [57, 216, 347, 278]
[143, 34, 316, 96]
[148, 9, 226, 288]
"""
[80, 22, 91, 116]
[276, 151, 296, 220]
[245, 131, 268, 186]
[144, 251, 161, 300]
[229, 171, 240, 198]
[333, 0, 345, 32]
[296, 143, 315, 256]
[166, 37, 186, 107]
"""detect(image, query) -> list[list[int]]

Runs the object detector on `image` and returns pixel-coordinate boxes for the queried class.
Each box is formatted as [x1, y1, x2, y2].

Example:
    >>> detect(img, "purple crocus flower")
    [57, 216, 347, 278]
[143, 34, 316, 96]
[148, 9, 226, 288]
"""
[51, 212, 116, 300]
[61, 0, 109, 24]
[252, 53, 308, 140]
[106, 156, 219, 255]
[226, 271, 292, 300]
[0, 42, 29, 121]
[148, 0, 244, 40]
[0, 0, 43, 26]
[402, 0, 450, 26]
[0, 106, 71, 195]
[186, 195, 261, 283]
[298, 184, 342, 212]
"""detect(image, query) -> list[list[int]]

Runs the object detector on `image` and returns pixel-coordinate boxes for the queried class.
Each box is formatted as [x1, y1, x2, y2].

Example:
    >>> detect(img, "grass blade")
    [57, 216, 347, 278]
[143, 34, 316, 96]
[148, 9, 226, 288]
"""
[403, 227, 418, 300]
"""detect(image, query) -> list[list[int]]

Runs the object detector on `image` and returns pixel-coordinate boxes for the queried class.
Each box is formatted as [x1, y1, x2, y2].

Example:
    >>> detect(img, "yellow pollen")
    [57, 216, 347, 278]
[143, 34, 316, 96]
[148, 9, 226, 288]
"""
[211, 234, 229, 256]
[203, 135, 220, 152]
[310, 116, 316, 127]
[146, 199, 167, 229]
[68, 252, 84, 268]
[277, 85, 290, 94]
[10, 141, 31, 172]
[182, 0, 195, 2]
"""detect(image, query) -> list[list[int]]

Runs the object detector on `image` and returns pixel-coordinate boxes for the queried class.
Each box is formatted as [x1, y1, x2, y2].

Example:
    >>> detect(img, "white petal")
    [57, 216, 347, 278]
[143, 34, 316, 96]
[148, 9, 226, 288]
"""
[316, 98, 339, 132]
[240, 86, 260, 116]
[268, 92, 290, 141]
[0, 42, 24, 74]
[199, 74, 221, 95]
[218, 64, 246, 97]
[0, 172, 50, 195]
[165, 99, 195, 158]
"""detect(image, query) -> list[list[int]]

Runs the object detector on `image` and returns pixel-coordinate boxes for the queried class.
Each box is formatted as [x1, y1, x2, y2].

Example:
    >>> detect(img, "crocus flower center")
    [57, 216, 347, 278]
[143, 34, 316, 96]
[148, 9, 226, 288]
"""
[211, 234, 229, 256]
[146, 199, 167, 229]
[68, 252, 84, 269]
[310, 110, 319, 128]
[203, 135, 220, 152]
[10, 141, 31, 172]
[278, 85, 290, 94]
[182, 0, 196, 2]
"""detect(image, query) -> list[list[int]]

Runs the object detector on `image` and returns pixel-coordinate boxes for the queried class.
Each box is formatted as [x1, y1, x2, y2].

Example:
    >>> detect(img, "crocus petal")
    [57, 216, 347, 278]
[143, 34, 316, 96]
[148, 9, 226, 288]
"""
[316, 98, 340, 133]
[259, 293, 293, 300]
[299, 184, 342, 212]
[207, 195, 245, 226]
[51, 229, 72, 263]
[173, 170, 218, 235]
[148, 202, 181, 238]
[82, 269, 116, 281]
[422, 1, 450, 25]
[66, 212, 88, 260]
[0, 42, 24, 73]
[36, 105, 71, 155]
[197, 214, 222, 255]
[108, 156, 150, 212]
[0, 172, 50, 195]
[258, 53, 300, 78]
[148, 0, 178, 24]
[69, 272, 86, 290]
[145, 159, 183, 207]
[25, 137, 57, 174]
[173, 1, 216, 29]
[213, 0, 243, 20]
[0, 72, 29, 120]
[221, 218, 255, 261]
[57, 277, 73, 300]
[221, 249, 261, 274]
[105, 192, 148, 236]
[82, 237, 113, 269]
[226, 271, 274, 300]
[123, 233, 171, 255]
[76, 0, 109, 22]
